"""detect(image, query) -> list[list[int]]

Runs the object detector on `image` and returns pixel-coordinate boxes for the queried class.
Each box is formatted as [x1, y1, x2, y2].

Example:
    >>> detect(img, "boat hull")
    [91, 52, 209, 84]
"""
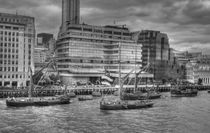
[6, 96, 70, 107]
[100, 100, 153, 110]
[148, 94, 161, 99]
[34, 100, 70, 106]
[6, 100, 35, 107]
[171, 93, 198, 97]
[122, 92, 161, 100]
[171, 90, 198, 97]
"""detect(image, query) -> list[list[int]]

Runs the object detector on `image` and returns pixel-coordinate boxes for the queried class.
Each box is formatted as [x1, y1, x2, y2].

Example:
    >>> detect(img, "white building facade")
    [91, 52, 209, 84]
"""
[0, 13, 35, 87]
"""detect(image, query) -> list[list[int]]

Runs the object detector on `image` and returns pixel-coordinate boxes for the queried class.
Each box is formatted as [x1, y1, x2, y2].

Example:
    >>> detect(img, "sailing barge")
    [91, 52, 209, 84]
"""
[6, 59, 71, 107]
[100, 42, 154, 110]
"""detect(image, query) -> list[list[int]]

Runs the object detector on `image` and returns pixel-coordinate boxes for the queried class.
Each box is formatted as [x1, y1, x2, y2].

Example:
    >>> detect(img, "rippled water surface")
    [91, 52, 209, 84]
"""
[0, 91, 210, 133]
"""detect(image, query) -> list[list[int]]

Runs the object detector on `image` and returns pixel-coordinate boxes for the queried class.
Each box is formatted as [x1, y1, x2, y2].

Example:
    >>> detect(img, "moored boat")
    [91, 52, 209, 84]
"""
[78, 95, 93, 101]
[6, 94, 71, 107]
[92, 91, 102, 97]
[171, 85, 198, 97]
[100, 99, 153, 110]
[67, 92, 76, 98]
[6, 60, 71, 107]
[100, 42, 154, 110]
[147, 91, 161, 99]
[6, 98, 35, 107]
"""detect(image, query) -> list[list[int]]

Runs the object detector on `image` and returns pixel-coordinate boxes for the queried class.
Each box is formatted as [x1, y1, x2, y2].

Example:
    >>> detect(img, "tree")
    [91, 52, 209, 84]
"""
[198, 78, 203, 85]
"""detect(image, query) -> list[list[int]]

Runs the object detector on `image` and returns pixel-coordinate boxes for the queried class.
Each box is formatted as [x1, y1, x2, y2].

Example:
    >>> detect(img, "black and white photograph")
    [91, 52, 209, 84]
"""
[0, 0, 210, 133]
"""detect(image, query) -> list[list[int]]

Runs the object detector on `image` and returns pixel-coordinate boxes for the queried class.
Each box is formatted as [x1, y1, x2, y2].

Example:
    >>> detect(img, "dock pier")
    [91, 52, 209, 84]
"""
[0, 85, 209, 98]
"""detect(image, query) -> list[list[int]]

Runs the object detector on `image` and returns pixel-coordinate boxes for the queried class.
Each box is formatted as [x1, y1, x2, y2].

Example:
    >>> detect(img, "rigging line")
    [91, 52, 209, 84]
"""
[34, 59, 53, 91]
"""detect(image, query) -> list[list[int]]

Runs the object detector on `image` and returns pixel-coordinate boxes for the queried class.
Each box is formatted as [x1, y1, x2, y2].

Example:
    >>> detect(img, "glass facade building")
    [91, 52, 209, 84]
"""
[56, 0, 142, 85]
[56, 24, 142, 85]
[137, 30, 184, 81]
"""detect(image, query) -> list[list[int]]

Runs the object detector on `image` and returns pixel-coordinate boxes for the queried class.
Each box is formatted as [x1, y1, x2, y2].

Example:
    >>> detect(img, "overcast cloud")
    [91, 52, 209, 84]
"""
[0, 0, 210, 53]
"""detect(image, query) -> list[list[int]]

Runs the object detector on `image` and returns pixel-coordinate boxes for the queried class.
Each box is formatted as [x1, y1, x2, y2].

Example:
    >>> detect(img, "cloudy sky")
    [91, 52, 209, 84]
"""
[0, 0, 210, 53]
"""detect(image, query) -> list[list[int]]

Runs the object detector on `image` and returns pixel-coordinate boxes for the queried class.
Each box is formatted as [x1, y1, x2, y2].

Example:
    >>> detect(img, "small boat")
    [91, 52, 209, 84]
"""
[147, 91, 161, 99]
[6, 98, 35, 107]
[34, 95, 70, 106]
[67, 92, 76, 98]
[171, 85, 198, 97]
[92, 91, 102, 97]
[78, 95, 93, 101]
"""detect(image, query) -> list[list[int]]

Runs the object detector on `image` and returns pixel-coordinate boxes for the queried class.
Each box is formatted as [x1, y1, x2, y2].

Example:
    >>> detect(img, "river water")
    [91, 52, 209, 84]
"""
[0, 91, 210, 133]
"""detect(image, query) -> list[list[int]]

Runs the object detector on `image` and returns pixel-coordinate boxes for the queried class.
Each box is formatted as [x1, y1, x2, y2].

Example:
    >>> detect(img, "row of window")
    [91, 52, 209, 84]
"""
[0, 25, 20, 30]
[0, 60, 18, 65]
[0, 31, 19, 36]
[67, 27, 131, 36]
[0, 54, 18, 59]
[0, 74, 30, 79]
[0, 17, 33, 25]
[0, 37, 19, 42]
[0, 42, 18, 47]
[0, 48, 18, 53]
[0, 67, 18, 72]
[57, 59, 137, 64]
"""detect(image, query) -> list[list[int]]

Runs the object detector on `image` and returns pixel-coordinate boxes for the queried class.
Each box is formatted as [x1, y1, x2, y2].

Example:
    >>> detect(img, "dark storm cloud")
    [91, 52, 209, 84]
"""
[182, 0, 210, 25]
[0, 0, 209, 52]
[0, 0, 62, 35]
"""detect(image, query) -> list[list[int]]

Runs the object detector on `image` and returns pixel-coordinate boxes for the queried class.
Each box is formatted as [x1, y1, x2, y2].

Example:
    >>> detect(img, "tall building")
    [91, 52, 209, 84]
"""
[57, 24, 142, 85]
[56, 0, 142, 85]
[62, 0, 80, 29]
[137, 30, 184, 81]
[138, 30, 169, 66]
[0, 13, 35, 87]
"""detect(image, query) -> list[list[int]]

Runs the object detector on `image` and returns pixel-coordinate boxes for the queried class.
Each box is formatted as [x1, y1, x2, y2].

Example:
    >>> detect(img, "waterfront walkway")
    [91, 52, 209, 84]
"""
[0, 85, 209, 98]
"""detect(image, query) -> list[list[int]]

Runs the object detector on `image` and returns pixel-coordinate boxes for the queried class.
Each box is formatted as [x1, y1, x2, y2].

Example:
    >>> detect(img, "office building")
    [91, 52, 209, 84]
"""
[0, 13, 35, 87]
[34, 46, 51, 71]
[62, 0, 80, 30]
[57, 0, 142, 85]
[137, 30, 184, 81]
